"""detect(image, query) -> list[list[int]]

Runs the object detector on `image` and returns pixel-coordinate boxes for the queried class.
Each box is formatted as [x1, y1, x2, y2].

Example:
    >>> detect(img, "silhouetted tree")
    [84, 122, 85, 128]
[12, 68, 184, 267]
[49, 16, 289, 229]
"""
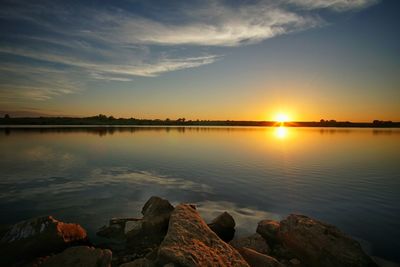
[97, 114, 107, 120]
[4, 114, 10, 119]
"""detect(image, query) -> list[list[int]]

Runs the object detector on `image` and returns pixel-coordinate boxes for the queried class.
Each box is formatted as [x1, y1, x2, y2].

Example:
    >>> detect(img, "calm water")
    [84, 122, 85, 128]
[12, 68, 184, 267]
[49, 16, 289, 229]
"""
[0, 126, 399, 262]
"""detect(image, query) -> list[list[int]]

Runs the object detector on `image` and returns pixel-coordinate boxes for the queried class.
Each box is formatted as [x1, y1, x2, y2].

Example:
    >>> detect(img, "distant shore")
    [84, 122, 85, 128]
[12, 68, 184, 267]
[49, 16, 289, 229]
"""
[1, 115, 399, 128]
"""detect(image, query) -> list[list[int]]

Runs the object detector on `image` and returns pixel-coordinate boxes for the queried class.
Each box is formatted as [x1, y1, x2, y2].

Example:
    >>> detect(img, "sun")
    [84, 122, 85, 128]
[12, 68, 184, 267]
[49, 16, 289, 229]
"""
[275, 113, 290, 124]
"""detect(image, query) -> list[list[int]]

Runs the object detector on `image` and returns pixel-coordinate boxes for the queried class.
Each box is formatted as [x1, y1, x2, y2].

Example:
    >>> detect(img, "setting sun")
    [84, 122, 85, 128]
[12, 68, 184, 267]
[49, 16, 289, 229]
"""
[275, 113, 290, 124]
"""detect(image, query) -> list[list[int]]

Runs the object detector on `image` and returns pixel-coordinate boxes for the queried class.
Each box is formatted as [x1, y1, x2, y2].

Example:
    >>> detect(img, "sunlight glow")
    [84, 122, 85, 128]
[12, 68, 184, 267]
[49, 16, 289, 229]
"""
[275, 113, 290, 123]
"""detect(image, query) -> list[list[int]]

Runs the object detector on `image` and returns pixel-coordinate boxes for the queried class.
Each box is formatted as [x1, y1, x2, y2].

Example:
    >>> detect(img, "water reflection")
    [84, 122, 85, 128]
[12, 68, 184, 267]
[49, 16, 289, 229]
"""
[1, 126, 263, 137]
[274, 126, 288, 139]
[0, 126, 399, 262]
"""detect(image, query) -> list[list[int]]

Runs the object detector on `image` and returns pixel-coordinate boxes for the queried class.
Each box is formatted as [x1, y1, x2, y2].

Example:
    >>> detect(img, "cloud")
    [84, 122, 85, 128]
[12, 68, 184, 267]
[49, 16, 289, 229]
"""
[0, 0, 379, 102]
[285, 0, 379, 11]
[90, 5, 317, 47]
[0, 62, 82, 101]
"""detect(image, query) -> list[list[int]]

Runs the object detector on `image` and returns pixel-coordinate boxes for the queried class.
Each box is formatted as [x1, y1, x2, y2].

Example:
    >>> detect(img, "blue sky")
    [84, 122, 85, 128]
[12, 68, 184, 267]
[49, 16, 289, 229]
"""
[0, 0, 399, 120]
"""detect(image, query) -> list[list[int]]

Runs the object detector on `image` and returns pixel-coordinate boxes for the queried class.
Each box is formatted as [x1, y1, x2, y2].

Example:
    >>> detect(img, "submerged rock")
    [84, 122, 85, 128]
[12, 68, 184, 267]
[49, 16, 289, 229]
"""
[236, 247, 285, 267]
[39, 246, 112, 267]
[157, 204, 249, 267]
[208, 211, 236, 242]
[277, 214, 378, 267]
[0, 216, 88, 265]
[230, 233, 270, 255]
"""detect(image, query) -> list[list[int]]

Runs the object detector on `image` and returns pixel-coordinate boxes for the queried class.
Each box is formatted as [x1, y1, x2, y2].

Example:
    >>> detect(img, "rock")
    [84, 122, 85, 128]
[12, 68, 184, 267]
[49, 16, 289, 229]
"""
[277, 214, 378, 267]
[0, 224, 10, 239]
[256, 220, 280, 246]
[289, 258, 301, 265]
[139, 196, 174, 239]
[141, 196, 174, 218]
[230, 233, 270, 255]
[236, 247, 285, 267]
[40, 246, 112, 267]
[208, 212, 236, 242]
[157, 204, 249, 267]
[271, 244, 296, 261]
[125, 220, 143, 234]
[119, 258, 155, 267]
[0, 216, 88, 265]
[126, 197, 174, 254]
[97, 196, 174, 261]
[97, 218, 141, 240]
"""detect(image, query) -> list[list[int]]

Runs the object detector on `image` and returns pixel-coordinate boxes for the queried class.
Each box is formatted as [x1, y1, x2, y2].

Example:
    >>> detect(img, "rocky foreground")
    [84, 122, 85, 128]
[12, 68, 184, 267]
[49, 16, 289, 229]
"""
[0, 196, 379, 267]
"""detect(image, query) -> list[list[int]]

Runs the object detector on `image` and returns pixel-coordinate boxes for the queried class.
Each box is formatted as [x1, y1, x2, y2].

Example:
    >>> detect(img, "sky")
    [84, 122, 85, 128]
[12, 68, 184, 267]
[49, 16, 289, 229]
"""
[0, 0, 399, 121]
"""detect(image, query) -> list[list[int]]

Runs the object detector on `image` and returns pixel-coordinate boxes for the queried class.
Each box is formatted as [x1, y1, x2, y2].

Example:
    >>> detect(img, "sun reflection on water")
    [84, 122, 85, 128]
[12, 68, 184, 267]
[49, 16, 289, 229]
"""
[275, 126, 288, 139]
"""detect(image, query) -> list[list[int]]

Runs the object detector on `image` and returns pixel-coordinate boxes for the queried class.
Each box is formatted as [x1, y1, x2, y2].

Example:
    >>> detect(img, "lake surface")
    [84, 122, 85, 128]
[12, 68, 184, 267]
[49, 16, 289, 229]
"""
[0, 126, 399, 263]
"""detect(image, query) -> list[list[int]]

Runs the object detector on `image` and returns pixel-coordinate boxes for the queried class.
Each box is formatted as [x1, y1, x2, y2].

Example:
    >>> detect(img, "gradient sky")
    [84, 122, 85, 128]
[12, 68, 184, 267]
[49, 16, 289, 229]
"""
[0, 0, 399, 121]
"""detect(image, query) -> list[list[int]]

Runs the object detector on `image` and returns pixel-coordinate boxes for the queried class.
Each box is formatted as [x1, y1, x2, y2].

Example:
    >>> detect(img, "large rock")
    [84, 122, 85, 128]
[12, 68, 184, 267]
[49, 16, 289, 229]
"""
[208, 212, 236, 242]
[157, 204, 249, 267]
[236, 247, 285, 267]
[40, 246, 112, 267]
[256, 219, 280, 246]
[0, 216, 88, 265]
[277, 214, 378, 267]
[230, 233, 270, 255]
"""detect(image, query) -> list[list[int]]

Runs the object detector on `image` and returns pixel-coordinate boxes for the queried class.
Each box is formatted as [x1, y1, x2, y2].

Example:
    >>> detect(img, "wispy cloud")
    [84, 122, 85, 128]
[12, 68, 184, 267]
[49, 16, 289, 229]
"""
[0, 0, 379, 102]
[90, 5, 317, 47]
[0, 62, 82, 101]
[285, 0, 379, 11]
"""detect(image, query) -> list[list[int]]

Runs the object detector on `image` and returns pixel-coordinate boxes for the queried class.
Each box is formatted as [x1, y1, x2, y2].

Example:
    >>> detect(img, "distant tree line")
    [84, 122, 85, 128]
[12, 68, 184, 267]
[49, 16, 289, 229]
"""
[1, 114, 399, 127]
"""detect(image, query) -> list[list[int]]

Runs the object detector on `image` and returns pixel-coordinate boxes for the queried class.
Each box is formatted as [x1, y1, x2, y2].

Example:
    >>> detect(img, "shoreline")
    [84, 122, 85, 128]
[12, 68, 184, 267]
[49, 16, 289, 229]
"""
[0, 196, 390, 267]
[1, 116, 400, 128]
[1, 124, 400, 129]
